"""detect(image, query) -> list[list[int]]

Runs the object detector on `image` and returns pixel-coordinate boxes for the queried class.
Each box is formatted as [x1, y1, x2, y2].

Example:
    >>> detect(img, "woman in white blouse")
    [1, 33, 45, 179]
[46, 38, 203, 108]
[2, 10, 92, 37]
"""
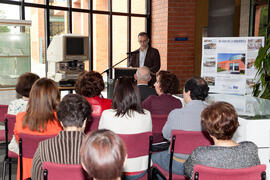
[8, 72, 40, 115]
[99, 76, 152, 180]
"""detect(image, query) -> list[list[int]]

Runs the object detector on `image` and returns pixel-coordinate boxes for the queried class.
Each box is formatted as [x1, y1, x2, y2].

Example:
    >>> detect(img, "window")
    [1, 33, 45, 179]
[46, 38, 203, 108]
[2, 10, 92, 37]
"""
[0, 0, 150, 86]
[93, 14, 108, 73]
[0, 20, 31, 87]
[25, 7, 46, 77]
[254, 5, 268, 36]
[234, 63, 239, 71]
[113, 16, 127, 67]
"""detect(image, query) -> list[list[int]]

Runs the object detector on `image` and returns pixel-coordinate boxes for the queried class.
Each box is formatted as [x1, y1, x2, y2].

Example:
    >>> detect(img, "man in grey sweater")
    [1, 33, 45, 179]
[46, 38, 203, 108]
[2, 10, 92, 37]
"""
[162, 77, 209, 141]
[152, 77, 209, 175]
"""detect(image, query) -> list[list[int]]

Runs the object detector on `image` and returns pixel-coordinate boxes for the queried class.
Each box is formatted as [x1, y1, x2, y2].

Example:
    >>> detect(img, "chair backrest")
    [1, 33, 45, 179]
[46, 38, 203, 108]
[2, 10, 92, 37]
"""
[0, 104, 8, 123]
[193, 164, 266, 180]
[42, 162, 87, 180]
[84, 115, 100, 134]
[118, 132, 152, 158]
[4, 114, 16, 141]
[18, 133, 57, 159]
[151, 114, 168, 134]
[18, 133, 58, 180]
[170, 130, 213, 155]
[118, 132, 153, 179]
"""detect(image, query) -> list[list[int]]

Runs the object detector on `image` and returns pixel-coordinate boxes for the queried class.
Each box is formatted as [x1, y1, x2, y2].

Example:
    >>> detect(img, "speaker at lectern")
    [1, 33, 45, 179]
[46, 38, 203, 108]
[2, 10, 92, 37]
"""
[113, 67, 138, 80]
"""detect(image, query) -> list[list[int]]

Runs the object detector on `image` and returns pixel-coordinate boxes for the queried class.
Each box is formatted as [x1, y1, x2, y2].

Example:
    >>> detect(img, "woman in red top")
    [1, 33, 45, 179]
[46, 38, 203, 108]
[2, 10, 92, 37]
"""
[14, 78, 63, 180]
[75, 71, 111, 116]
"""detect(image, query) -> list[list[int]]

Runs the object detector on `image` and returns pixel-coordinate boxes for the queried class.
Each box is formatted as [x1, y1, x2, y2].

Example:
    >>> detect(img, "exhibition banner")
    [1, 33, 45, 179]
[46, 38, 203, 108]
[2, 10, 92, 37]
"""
[201, 37, 264, 95]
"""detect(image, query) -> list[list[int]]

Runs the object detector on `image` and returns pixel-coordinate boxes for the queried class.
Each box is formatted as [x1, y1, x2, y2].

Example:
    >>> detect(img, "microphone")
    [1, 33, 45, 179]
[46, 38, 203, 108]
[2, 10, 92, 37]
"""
[127, 50, 139, 55]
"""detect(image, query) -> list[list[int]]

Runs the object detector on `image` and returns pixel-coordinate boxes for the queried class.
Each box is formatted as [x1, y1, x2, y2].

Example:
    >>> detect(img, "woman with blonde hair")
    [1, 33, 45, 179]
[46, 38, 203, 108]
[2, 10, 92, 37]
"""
[14, 78, 63, 180]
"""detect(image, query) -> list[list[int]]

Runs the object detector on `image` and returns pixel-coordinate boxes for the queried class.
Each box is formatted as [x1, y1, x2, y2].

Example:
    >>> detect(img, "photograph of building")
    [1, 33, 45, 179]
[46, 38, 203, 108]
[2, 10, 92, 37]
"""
[217, 53, 246, 74]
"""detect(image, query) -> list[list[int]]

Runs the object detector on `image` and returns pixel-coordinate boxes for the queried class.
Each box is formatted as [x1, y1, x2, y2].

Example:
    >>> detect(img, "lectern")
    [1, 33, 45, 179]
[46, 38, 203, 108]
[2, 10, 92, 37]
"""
[106, 67, 137, 99]
[113, 67, 137, 79]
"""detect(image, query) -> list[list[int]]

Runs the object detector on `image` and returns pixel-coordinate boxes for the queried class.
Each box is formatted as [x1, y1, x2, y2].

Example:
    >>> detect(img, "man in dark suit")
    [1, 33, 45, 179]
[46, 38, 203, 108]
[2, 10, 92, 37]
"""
[134, 66, 157, 102]
[128, 32, 161, 74]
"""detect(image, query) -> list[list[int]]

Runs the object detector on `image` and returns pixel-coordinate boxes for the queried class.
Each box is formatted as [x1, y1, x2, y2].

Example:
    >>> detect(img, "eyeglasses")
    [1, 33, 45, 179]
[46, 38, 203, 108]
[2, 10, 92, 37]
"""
[138, 40, 148, 43]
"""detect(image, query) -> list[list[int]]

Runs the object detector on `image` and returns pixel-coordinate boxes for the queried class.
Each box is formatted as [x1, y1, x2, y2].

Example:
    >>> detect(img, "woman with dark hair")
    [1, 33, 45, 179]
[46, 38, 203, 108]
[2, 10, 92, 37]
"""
[75, 71, 111, 116]
[142, 70, 182, 114]
[184, 102, 260, 179]
[31, 94, 92, 179]
[8, 72, 40, 115]
[81, 129, 126, 180]
[98, 76, 152, 180]
[7, 72, 40, 155]
[14, 78, 63, 180]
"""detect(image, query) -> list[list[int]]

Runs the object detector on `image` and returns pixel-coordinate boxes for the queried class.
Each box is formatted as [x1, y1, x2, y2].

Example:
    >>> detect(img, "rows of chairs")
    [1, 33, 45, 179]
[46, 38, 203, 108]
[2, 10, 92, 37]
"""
[0, 107, 267, 180]
[2, 114, 17, 180]
[42, 130, 266, 180]
[0, 105, 8, 142]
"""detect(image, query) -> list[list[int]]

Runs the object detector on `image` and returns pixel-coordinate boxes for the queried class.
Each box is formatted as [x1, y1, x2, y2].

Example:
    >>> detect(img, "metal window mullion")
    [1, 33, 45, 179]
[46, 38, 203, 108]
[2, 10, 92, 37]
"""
[20, 0, 26, 33]
[249, 0, 255, 36]
[89, 0, 93, 71]
[45, 0, 50, 77]
[108, 0, 113, 79]
[68, 0, 72, 33]
[267, 0, 270, 38]
[146, 0, 151, 41]
[127, 0, 131, 54]
[20, 0, 25, 20]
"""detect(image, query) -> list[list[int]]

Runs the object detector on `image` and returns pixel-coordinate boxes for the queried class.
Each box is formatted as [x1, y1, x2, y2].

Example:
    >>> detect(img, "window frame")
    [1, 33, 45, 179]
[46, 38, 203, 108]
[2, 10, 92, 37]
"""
[0, 0, 151, 79]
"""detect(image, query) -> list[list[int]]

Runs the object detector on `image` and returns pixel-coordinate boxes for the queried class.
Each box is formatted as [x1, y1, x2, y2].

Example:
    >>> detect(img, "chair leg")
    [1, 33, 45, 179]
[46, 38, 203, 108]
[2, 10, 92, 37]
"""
[2, 159, 7, 180]
[8, 162, 12, 180]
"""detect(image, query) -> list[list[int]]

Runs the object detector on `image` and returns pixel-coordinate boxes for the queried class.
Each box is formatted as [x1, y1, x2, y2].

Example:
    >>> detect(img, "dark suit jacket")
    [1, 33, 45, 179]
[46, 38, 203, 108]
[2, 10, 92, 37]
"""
[138, 84, 157, 102]
[128, 46, 161, 73]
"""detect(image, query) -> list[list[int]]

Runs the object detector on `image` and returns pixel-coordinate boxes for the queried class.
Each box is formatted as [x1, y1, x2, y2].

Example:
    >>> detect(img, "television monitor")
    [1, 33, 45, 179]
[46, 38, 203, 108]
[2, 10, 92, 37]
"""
[47, 34, 89, 62]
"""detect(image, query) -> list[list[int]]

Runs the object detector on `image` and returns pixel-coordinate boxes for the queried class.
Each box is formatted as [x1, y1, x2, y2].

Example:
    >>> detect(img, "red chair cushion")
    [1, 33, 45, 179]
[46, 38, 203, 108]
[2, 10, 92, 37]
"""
[0, 104, 8, 123]
[42, 162, 86, 180]
[151, 114, 168, 134]
[0, 130, 5, 141]
[193, 164, 266, 180]
[8, 150, 18, 158]
[118, 132, 151, 158]
[153, 163, 186, 180]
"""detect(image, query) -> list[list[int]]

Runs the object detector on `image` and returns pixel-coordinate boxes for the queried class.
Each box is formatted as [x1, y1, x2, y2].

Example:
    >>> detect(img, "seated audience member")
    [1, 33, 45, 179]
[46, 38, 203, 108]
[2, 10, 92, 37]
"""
[81, 129, 126, 180]
[75, 71, 111, 116]
[151, 77, 209, 177]
[142, 70, 182, 114]
[134, 66, 157, 102]
[184, 102, 260, 179]
[7, 72, 40, 154]
[31, 94, 92, 180]
[14, 78, 63, 180]
[8, 72, 40, 115]
[162, 77, 209, 140]
[98, 76, 152, 179]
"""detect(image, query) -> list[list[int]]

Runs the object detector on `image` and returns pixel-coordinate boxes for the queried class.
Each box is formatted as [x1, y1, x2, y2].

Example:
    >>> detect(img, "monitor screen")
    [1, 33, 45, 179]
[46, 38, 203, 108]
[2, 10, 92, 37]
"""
[66, 37, 84, 55]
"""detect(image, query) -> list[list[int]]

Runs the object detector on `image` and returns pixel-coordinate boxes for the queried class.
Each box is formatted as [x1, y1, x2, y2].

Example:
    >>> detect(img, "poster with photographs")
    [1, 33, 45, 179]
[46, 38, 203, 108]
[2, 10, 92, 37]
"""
[201, 37, 264, 95]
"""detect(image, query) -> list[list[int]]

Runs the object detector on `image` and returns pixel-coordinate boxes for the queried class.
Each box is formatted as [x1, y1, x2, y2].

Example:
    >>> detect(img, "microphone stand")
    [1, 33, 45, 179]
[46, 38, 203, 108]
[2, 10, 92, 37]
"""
[101, 56, 129, 75]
